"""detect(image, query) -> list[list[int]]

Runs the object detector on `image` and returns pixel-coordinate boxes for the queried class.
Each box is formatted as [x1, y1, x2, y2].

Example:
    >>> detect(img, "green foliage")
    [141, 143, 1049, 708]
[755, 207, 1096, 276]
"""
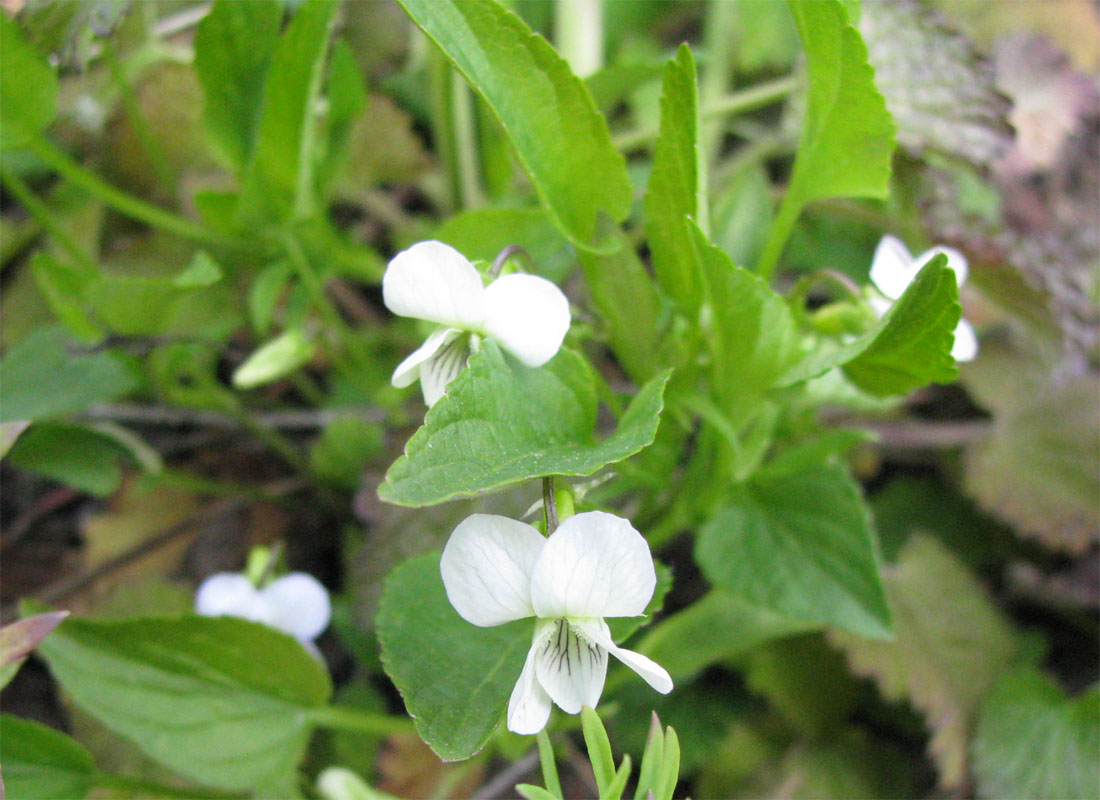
[0, 612, 68, 690]
[310, 415, 383, 491]
[0, 327, 138, 424]
[779, 254, 961, 395]
[379, 344, 669, 506]
[0, 12, 57, 147]
[644, 45, 706, 313]
[1, 714, 96, 800]
[829, 535, 1017, 787]
[397, 0, 631, 248]
[376, 552, 529, 761]
[232, 328, 316, 389]
[758, 0, 896, 276]
[972, 669, 1099, 800]
[236, 0, 338, 227]
[32, 611, 332, 791]
[193, 0, 283, 172]
[7, 423, 129, 496]
[697, 462, 892, 638]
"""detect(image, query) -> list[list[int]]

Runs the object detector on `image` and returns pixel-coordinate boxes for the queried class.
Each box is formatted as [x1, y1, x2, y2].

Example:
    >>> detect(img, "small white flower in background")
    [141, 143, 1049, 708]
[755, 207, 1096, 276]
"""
[383, 240, 571, 407]
[869, 234, 979, 362]
[440, 510, 673, 735]
[195, 571, 331, 657]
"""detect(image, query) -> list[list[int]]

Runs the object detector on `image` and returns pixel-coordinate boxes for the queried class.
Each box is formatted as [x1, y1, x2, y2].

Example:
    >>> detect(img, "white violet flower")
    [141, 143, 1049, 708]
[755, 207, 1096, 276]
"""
[194, 571, 331, 656]
[869, 234, 978, 362]
[382, 240, 571, 406]
[440, 510, 673, 735]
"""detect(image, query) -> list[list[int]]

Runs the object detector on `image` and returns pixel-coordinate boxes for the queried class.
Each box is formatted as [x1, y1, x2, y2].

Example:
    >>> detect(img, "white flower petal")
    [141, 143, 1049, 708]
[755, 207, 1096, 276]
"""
[483, 274, 570, 367]
[194, 573, 268, 623]
[507, 636, 554, 735]
[530, 511, 656, 620]
[382, 241, 486, 329]
[916, 245, 968, 287]
[532, 618, 608, 714]
[869, 234, 917, 300]
[952, 318, 979, 362]
[260, 572, 331, 641]
[391, 326, 454, 389]
[577, 619, 673, 695]
[419, 331, 473, 407]
[440, 514, 546, 627]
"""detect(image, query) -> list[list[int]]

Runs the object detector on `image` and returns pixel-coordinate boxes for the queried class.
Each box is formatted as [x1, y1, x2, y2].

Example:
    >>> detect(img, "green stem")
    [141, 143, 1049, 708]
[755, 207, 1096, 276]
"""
[0, 165, 98, 271]
[103, 42, 175, 192]
[543, 476, 559, 534]
[25, 135, 241, 250]
[281, 232, 358, 364]
[755, 189, 802, 282]
[308, 704, 417, 736]
[451, 73, 485, 210]
[699, 0, 739, 167]
[555, 0, 603, 78]
[614, 75, 798, 151]
[230, 406, 308, 473]
[537, 729, 565, 799]
[428, 47, 461, 211]
[93, 770, 238, 799]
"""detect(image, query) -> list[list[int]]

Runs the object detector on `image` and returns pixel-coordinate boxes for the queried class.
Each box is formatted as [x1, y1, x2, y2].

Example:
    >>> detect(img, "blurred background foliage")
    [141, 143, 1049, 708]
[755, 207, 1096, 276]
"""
[1, 0, 1097, 798]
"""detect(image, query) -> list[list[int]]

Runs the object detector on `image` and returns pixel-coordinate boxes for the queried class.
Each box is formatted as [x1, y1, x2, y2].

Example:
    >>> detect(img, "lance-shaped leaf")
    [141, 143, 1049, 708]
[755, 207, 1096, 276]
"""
[1, 714, 96, 800]
[377, 552, 529, 761]
[778, 253, 960, 396]
[828, 535, 1017, 788]
[0, 13, 57, 147]
[696, 462, 892, 639]
[757, 0, 896, 277]
[0, 612, 68, 689]
[32, 612, 331, 791]
[236, 0, 337, 227]
[396, 0, 631, 249]
[379, 343, 669, 507]
[193, 0, 283, 172]
[644, 44, 707, 313]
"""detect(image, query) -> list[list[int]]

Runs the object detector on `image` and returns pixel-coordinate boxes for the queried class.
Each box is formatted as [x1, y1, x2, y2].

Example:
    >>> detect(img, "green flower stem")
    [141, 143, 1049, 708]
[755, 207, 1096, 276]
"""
[93, 770, 240, 799]
[308, 704, 417, 736]
[25, 134, 242, 250]
[537, 729, 565, 799]
[756, 188, 803, 281]
[543, 476, 559, 534]
[103, 42, 175, 193]
[0, 164, 97, 271]
[555, 0, 603, 78]
[613, 75, 798, 152]
[451, 72, 486, 210]
[699, 0, 739, 166]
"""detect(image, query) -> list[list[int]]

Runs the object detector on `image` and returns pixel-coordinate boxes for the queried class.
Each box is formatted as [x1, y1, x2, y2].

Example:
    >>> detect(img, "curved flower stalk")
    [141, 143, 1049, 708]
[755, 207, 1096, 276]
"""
[194, 571, 331, 658]
[869, 234, 978, 361]
[382, 241, 571, 406]
[440, 510, 673, 735]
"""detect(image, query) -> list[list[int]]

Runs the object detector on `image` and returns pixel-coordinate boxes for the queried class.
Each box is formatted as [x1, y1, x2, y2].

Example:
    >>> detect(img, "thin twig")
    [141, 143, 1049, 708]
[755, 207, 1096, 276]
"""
[471, 749, 540, 800]
[80, 403, 386, 430]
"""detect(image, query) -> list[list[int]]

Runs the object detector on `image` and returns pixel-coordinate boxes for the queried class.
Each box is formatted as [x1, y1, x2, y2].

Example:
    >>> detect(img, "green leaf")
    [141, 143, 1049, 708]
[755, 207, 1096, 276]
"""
[0, 327, 138, 424]
[33, 613, 332, 791]
[377, 553, 529, 760]
[379, 344, 669, 507]
[693, 223, 801, 421]
[193, 0, 283, 172]
[232, 328, 316, 389]
[581, 706, 616, 797]
[0, 13, 58, 147]
[30, 252, 104, 343]
[396, 0, 631, 249]
[236, 0, 338, 227]
[638, 590, 817, 680]
[696, 462, 892, 638]
[828, 535, 1017, 788]
[757, 0, 896, 276]
[86, 274, 242, 340]
[316, 40, 368, 194]
[973, 669, 1099, 800]
[0, 420, 31, 459]
[173, 251, 224, 288]
[7, 422, 129, 496]
[778, 254, 960, 395]
[248, 260, 294, 335]
[1, 714, 95, 800]
[577, 228, 669, 382]
[644, 44, 706, 313]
